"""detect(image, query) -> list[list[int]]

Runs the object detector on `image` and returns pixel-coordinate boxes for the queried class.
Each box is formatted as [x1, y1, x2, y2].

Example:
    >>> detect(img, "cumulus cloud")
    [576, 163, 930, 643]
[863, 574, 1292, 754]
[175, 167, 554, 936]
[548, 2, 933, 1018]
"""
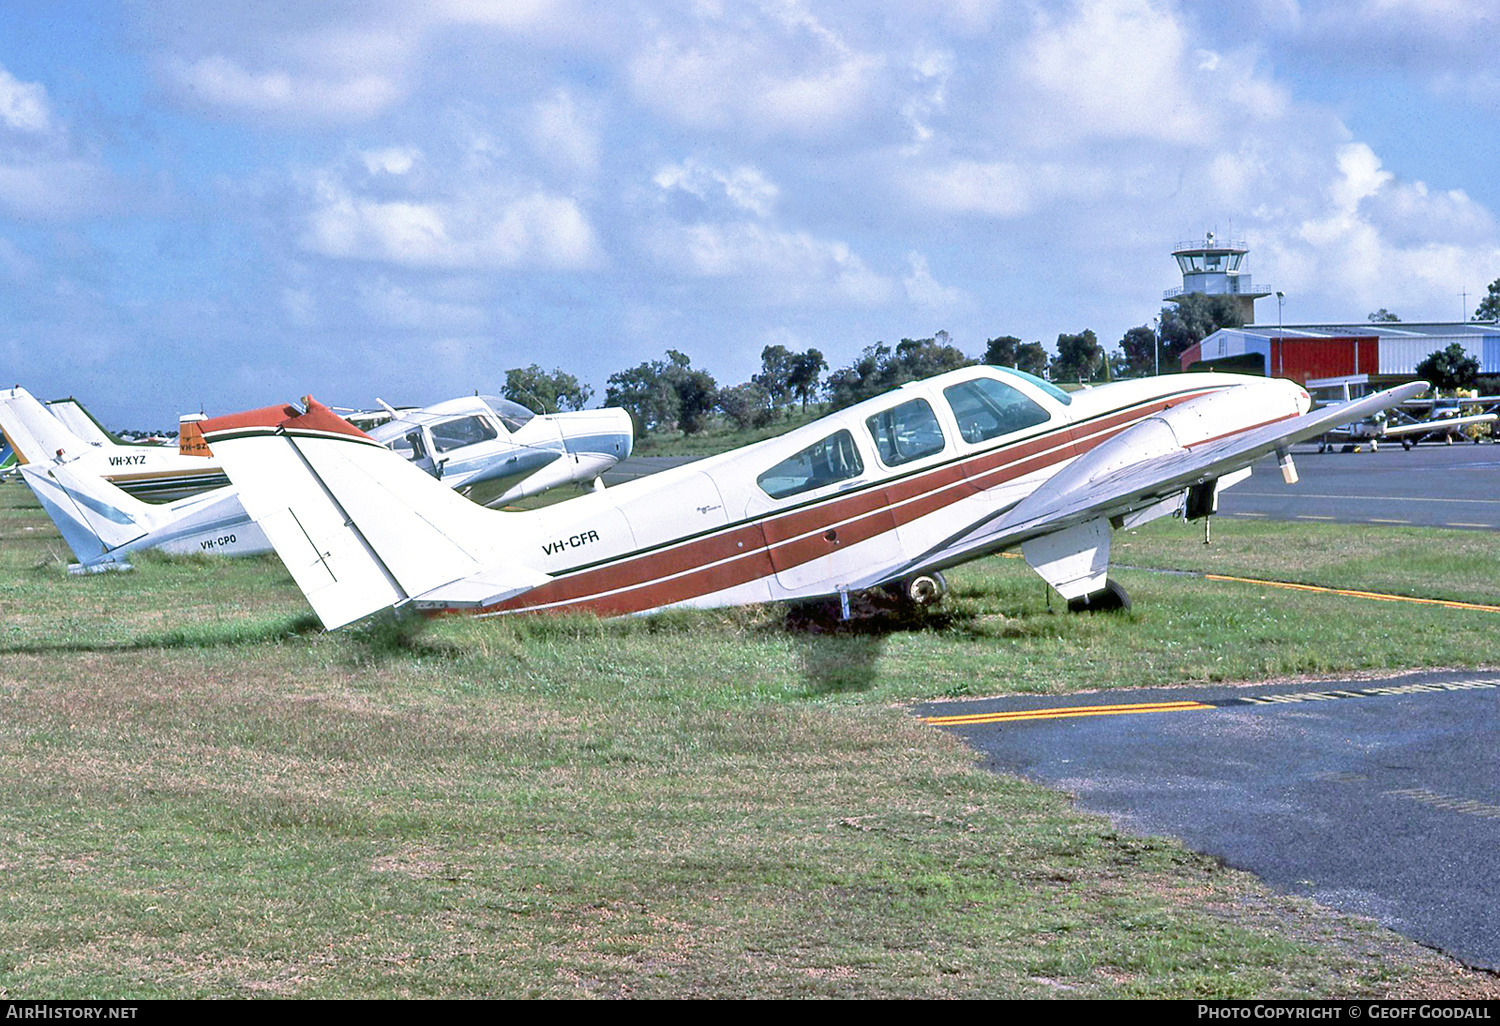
[301, 173, 601, 271]
[171, 54, 403, 123]
[649, 219, 895, 305]
[1019, 0, 1207, 145]
[626, 5, 884, 136]
[360, 147, 421, 176]
[903, 252, 965, 308]
[653, 158, 778, 217]
[1270, 142, 1500, 311]
[0, 67, 51, 134]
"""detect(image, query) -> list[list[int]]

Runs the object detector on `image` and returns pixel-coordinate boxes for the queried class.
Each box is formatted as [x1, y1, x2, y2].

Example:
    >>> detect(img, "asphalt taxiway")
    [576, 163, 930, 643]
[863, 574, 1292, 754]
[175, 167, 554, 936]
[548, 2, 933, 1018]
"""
[1220, 442, 1500, 531]
[918, 670, 1500, 970]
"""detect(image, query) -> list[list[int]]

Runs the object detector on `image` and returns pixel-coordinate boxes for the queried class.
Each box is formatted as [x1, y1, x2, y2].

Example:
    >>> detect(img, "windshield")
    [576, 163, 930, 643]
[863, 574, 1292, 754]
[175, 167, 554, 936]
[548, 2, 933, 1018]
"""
[991, 366, 1072, 406]
[480, 396, 536, 432]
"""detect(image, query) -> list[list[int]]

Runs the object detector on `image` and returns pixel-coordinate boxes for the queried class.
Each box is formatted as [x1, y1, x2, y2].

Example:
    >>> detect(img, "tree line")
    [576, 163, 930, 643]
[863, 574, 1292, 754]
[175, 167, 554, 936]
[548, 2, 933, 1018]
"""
[506, 276, 1500, 435]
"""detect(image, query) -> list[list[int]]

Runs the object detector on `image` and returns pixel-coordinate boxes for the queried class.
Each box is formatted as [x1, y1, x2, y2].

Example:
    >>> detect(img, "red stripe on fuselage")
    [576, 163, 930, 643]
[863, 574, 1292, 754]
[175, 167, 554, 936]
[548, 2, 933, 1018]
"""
[462, 389, 1224, 617]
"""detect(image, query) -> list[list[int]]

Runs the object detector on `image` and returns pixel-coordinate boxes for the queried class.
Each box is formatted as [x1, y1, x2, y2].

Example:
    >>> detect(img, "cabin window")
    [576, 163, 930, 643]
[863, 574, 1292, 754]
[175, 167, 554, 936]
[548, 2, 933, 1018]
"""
[388, 430, 427, 463]
[943, 378, 1051, 444]
[865, 398, 945, 467]
[757, 430, 864, 499]
[429, 415, 499, 454]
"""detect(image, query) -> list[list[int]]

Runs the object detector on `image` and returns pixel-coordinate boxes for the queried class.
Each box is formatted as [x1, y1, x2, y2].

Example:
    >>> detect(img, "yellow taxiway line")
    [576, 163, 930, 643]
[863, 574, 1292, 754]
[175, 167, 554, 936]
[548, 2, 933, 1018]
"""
[923, 699, 1212, 727]
[1204, 574, 1500, 614]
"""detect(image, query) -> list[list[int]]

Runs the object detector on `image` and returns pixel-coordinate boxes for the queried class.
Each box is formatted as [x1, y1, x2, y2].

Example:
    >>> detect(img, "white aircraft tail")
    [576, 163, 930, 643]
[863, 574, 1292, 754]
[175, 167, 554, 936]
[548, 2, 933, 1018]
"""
[202, 399, 546, 629]
[46, 398, 118, 448]
[19, 461, 158, 563]
[0, 386, 94, 465]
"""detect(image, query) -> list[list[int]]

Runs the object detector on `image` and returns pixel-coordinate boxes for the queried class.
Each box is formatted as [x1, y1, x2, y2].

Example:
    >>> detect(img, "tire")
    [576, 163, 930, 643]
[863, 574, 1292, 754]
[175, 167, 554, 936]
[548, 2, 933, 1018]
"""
[902, 571, 948, 607]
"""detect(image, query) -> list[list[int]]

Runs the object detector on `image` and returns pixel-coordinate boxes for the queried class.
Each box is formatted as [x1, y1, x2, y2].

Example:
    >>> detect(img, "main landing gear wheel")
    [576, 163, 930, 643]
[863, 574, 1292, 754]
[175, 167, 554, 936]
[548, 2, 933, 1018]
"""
[901, 571, 948, 607]
[1066, 578, 1131, 613]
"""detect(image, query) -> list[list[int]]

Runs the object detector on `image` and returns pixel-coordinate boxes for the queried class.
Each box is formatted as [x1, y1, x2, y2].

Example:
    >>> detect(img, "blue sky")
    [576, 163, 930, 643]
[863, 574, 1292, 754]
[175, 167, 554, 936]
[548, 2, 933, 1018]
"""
[2, 0, 1498, 428]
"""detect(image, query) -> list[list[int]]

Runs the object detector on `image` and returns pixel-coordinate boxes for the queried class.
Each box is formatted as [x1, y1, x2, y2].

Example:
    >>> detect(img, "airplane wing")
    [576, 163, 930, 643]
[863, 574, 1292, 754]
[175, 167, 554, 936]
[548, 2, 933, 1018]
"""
[869, 381, 1428, 601]
[1378, 413, 1497, 438]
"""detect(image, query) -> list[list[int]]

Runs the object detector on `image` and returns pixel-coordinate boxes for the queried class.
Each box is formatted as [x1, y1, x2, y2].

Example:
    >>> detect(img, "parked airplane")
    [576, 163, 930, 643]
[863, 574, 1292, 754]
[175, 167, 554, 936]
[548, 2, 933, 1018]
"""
[198, 367, 1424, 629]
[14, 390, 633, 571]
[22, 460, 271, 568]
[1305, 376, 1496, 452]
[1, 388, 229, 502]
[365, 395, 632, 507]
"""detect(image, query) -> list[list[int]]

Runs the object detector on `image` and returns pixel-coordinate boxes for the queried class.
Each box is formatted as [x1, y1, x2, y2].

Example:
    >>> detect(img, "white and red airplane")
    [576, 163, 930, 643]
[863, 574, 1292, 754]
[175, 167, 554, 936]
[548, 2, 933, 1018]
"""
[199, 367, 1424, 629]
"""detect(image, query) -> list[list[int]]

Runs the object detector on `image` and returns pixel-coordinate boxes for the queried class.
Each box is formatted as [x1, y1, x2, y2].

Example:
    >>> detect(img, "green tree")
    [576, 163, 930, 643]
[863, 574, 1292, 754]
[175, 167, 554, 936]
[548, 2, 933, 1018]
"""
[1368, 308, 1400, 323]
[1476, 278, 1500, 321]
[824, 333, 974, 411]
[1159, 293, 1242, 369]
[1015, 341, 1048, 377]
[1117, 325, 1159, 377]
[604, 350, 719, 435]
[503, 364, 594, 414]
[752, 345, 795, 407]
[1049, 329, 1104, 383]
[716, 381, 775, 430]
[786, 348, 827, 411]
[982, 335, 1022, 366]
[1415, 343, 1480, 392]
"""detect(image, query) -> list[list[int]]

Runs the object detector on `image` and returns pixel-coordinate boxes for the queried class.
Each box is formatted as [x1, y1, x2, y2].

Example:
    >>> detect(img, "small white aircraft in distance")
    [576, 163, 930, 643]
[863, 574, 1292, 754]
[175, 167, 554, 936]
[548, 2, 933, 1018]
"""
[2, 387, 632, 507]
[12, 389, 633, 572]
[198, 366, 1425, 629]
[1305, 375, 1496, 452]
[365, 395, 632, 507]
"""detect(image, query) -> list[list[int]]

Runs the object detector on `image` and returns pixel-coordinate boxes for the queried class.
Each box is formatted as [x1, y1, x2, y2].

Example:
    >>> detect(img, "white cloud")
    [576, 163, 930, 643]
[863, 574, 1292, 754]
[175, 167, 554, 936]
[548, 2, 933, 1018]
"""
[173, 54, 403, 123]
[626, 7, 884, 136]
[650, 219, 894, 305]
[302, 174, 601, 271]
[1019, 0, 1207, 145]
[360, 147, 421, 176]
[903, 159, 1113, 218]
[0, 67, 51, 134]
[903, 252, 965, 308]
[1272, 142, 1500, 311]
[653, 158, 778, 217]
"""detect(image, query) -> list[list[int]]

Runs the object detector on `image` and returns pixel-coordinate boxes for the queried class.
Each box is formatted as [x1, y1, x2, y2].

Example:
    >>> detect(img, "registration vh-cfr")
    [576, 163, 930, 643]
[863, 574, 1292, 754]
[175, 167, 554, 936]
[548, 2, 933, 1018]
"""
[199, 367, 1424, 629]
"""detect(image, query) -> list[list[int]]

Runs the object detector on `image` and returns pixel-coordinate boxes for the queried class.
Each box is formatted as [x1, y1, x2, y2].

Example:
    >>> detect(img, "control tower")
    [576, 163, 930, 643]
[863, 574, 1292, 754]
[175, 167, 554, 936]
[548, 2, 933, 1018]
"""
[1162, 232, 1272, 323]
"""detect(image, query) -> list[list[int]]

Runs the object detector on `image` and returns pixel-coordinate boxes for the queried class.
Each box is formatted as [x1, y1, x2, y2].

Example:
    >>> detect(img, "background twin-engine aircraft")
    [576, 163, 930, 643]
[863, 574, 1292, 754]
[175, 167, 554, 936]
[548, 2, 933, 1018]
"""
[197, 367, 1423, 629]
[1, 386, 631, 571]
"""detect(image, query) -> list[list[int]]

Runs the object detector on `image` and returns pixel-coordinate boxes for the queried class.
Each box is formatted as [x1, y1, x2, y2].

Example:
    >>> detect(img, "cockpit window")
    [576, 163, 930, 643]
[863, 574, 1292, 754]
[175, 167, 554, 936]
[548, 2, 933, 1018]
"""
[943, 378, 1051, 444]
[991, 366, 1072, 405]
[388, 430, 428, 463]
[757, 430, 864, 499]
[865, 398, 945, 467]
[429, 415, 499, 454]
[481, 396, 535, 432]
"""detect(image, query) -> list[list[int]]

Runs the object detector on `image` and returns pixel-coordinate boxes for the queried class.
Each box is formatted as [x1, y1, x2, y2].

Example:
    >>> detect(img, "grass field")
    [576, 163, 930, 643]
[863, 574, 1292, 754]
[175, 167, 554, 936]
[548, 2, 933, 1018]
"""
[1, 479, 1498, 998]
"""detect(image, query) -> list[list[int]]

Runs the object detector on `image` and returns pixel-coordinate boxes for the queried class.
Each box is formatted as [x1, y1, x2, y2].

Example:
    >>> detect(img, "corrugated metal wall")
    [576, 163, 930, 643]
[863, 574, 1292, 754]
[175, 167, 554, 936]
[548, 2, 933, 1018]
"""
[1378, 336, 1486, 375]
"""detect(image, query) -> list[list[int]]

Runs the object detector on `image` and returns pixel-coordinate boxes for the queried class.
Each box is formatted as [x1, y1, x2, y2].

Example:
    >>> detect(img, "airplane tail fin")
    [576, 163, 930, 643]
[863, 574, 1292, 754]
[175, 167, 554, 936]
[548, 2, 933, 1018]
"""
[178, 413, 212, 457]
[46, 398, 122, 447]
[202, 399, 545, 629]
[19, 460, 160, 564]
[0, 387, 94, 465]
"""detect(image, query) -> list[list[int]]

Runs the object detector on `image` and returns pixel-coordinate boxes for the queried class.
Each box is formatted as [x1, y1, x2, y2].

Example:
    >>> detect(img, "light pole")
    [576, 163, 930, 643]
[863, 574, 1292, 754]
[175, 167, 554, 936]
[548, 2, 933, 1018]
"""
[1275, 291, 1285, 376]
[1152, 316, 1160, 377]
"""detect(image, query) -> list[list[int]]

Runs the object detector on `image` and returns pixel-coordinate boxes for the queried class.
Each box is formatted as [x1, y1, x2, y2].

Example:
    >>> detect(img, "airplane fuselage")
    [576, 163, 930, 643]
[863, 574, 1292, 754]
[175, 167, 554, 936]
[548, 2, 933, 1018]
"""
[404, 369, 1307, 618]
